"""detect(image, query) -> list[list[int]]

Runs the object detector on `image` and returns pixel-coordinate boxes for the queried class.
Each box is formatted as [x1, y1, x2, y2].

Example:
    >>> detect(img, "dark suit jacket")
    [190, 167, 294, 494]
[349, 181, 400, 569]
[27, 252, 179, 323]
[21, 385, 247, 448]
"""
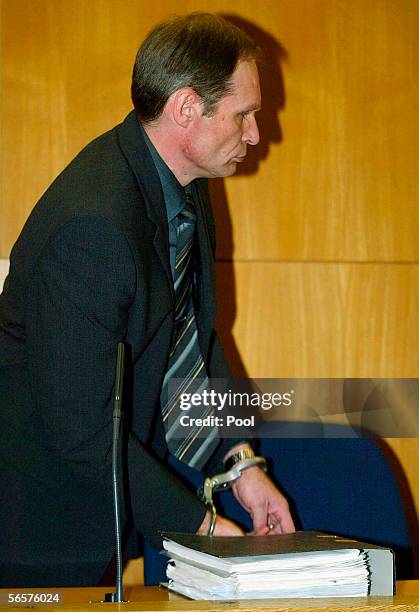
[0, 111, 231, 586]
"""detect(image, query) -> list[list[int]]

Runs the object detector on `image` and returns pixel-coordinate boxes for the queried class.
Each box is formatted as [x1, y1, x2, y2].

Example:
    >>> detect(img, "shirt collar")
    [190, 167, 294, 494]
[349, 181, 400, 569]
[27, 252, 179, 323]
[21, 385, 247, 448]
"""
[138, 118, 188, 222]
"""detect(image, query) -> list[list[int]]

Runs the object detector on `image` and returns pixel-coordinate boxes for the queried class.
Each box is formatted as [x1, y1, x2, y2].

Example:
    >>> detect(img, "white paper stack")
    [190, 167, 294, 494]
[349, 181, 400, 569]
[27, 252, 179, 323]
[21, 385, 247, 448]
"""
[162, 531, 394, 600]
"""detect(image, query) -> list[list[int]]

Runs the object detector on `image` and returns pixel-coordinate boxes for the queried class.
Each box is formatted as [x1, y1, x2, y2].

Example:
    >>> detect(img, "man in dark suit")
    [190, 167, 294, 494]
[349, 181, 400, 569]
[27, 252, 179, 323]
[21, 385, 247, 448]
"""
[0, 13, 294, 586]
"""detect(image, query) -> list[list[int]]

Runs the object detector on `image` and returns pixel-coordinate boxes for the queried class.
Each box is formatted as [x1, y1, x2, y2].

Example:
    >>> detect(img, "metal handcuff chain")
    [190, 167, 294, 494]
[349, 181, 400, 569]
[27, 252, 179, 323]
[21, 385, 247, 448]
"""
[197, 456, 267, 536]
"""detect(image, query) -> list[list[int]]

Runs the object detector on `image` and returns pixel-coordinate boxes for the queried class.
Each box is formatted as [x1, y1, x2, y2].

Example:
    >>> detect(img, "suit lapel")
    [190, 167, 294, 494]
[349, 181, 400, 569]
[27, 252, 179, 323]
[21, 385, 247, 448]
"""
[193, 180, 216, 353]
[116, 111, 173, 297]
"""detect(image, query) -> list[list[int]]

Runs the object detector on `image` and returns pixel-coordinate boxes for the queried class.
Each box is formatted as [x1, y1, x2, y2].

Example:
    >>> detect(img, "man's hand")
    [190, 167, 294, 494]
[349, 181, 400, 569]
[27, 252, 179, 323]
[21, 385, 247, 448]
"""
[232, 465, 295, 535]
[224, 443, 295, 535]
[197, 510, 244, 536]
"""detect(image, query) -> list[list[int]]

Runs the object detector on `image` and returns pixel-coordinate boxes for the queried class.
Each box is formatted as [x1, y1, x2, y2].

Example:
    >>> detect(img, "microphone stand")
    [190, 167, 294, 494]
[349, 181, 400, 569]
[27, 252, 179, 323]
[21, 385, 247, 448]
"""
[105, 342, 126, 603]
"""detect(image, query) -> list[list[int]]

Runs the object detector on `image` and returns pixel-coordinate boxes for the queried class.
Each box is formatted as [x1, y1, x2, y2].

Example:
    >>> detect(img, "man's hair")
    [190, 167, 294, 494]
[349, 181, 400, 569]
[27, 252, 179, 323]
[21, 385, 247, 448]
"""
[131, 13, 261, 123]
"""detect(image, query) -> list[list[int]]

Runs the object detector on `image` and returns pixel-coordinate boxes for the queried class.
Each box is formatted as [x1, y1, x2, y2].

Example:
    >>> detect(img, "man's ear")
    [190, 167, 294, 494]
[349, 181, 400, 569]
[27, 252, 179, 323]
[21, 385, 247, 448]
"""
[170, 88, 202, 127]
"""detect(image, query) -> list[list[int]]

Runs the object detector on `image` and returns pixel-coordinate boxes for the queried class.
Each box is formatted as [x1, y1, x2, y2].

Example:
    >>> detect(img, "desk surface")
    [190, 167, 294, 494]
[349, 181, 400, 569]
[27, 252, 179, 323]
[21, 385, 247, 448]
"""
[0, 582, 418, 612]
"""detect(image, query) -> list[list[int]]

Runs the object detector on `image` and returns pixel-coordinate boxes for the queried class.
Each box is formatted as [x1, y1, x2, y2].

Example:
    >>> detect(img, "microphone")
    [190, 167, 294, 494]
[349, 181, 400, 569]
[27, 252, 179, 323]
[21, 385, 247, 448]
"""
[105, 342, 126, 603]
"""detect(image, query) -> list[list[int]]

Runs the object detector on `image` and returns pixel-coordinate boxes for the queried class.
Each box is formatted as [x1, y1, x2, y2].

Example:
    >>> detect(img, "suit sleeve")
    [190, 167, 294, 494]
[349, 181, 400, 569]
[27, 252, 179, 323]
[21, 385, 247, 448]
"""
[204, 332, 253, 474]
[26, 216, 206, 536]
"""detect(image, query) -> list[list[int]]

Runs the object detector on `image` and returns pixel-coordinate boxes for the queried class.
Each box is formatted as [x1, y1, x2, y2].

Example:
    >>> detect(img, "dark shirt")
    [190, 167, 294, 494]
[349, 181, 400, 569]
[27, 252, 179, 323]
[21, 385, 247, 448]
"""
[140, 120, 192, 275]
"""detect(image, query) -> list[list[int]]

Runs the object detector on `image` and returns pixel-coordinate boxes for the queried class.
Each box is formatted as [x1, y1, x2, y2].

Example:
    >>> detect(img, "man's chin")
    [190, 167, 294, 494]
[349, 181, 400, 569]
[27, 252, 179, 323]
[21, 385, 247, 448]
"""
[214, 162, 238, 178]
[201, 162, 238, 179]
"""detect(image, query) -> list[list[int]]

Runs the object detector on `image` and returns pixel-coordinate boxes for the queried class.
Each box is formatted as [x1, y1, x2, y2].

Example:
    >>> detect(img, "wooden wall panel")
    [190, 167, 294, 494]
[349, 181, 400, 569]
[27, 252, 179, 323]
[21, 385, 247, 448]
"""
[1, 0, 418, 261]
[216, 262, 418, 378]
[392, 440, 419, 496]
[216, 0, 418, 262]
[1, 0, 139, 254]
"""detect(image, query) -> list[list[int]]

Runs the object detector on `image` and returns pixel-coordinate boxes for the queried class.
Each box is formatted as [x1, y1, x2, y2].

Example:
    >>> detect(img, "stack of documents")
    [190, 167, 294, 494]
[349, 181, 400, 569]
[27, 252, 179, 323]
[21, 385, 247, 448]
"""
[162, 531, 394, 600]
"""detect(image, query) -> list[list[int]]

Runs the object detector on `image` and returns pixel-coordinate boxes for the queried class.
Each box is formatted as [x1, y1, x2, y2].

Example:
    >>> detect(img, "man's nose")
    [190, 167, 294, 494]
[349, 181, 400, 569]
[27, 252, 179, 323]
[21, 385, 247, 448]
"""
[242, 115, 260, 146]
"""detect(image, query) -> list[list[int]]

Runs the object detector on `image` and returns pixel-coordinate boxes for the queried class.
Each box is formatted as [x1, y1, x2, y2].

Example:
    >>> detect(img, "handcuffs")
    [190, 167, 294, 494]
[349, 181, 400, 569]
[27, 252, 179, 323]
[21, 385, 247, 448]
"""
[197, 448, 267, 536]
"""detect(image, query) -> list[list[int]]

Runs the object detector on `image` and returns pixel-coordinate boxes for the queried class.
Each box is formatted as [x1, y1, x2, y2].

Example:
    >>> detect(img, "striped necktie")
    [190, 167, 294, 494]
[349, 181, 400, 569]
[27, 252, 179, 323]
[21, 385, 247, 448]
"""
[160, 194, 219, 469]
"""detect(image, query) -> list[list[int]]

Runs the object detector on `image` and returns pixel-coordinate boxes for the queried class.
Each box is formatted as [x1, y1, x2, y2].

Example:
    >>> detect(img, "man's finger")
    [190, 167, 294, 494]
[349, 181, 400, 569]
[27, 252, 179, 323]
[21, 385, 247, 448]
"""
[276, 510, 296, 534]
[248, 525, 271, 536]
[251, 505, 269, 533]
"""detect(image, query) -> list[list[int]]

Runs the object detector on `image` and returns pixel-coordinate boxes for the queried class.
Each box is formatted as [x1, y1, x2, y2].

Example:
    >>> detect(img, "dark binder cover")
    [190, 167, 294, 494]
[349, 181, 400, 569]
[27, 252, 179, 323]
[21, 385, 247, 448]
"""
[162, 530, 388, 558]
